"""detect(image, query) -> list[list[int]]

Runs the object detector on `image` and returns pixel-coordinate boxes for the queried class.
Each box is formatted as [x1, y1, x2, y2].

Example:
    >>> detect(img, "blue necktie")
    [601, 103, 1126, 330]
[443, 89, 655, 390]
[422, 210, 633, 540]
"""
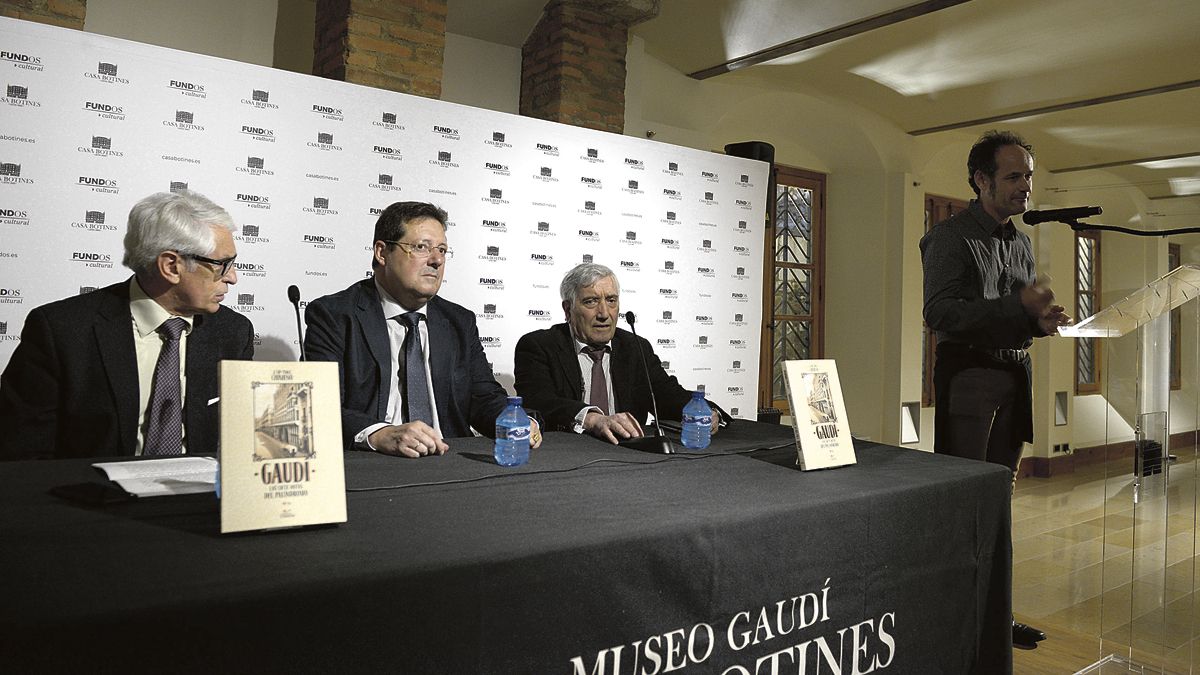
[399, 312, 434, 426]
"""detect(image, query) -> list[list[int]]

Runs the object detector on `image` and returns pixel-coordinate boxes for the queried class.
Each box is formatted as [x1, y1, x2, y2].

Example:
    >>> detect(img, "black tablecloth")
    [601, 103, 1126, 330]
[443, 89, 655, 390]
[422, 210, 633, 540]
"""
[0, 421, 1012, 674]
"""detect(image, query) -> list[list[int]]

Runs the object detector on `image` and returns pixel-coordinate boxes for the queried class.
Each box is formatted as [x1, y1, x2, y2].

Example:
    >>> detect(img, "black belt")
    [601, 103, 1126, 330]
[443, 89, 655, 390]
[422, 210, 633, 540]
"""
[987, 348, 1028, 362]
[941, 342, 1028, 363]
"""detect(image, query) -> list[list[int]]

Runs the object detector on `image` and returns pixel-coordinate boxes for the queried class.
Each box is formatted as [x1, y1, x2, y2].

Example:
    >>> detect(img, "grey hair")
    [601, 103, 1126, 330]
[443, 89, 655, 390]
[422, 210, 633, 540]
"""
[559, 263, 619, 305]
[122, 190, 235, 274]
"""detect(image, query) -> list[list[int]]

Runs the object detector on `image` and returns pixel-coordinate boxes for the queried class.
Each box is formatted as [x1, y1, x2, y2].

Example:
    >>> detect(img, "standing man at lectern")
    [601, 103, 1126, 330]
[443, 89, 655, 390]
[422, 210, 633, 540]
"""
[920, 130, 1072, 649]
[0, 190, 254, 460]
[303, 201, 540, 457]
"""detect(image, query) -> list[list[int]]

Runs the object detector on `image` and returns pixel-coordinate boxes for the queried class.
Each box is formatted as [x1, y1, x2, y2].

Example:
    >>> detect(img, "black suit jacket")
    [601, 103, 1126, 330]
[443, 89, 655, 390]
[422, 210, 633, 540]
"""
[0, 280, 255, 460]
[303, 279, 509, 449]
[513, 323, 699, 432]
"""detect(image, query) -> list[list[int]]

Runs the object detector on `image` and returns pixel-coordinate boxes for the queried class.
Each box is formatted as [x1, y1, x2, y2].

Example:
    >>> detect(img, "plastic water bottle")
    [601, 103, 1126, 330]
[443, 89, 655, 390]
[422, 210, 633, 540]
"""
[681, 387, 712, 450]
[494, 396, 531, 466]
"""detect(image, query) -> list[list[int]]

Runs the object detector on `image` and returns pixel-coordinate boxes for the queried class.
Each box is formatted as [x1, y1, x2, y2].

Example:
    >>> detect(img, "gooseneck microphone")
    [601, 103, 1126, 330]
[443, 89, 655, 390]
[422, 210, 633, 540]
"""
[619, 310, 674, 454]
[1023, 206, 1102, 225]
[287, 284, 305, 361]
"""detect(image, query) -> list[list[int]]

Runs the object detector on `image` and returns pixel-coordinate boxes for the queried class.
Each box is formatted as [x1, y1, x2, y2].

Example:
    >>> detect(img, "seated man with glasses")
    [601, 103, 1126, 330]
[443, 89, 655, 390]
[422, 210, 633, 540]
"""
[0, 190, 254, 460]
[304, 201, 540, 457]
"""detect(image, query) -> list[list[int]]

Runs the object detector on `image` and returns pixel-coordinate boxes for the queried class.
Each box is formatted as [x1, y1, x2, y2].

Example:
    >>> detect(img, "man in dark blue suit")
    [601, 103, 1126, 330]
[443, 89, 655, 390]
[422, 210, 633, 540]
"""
[304, 201, 540, 457]
[0, 190, 254, 460]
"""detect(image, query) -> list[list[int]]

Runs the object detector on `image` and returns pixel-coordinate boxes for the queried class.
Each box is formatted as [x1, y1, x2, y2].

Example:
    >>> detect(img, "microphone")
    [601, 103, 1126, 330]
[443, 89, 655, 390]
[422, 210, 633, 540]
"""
[287, 284, 305, 361]
[618, 310, 674, 454]
[1023, 206, 1102, 225]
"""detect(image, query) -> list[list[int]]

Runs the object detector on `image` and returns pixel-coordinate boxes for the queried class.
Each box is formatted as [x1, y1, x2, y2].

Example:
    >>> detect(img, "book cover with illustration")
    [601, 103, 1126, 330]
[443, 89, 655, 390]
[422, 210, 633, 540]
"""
[783, 360, 856, 470]
[219, 361, 346, 533]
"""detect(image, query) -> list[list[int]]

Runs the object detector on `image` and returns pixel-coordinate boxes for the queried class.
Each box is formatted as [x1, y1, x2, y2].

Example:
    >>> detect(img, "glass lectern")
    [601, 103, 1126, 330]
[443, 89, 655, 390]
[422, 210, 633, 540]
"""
[1062, 264, 1200, 673]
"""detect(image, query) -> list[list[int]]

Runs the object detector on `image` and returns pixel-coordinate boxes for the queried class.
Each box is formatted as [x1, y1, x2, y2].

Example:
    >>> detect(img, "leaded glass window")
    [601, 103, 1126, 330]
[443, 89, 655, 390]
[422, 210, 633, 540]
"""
[765, 167, 825, 410]
[1075, 231, 1101, 394]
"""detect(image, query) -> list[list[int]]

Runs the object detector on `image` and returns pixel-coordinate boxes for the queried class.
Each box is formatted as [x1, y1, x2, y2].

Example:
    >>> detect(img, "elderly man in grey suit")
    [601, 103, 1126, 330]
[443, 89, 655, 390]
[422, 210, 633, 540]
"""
[0, 190, 254, 460]
[304, 201, 541, 457]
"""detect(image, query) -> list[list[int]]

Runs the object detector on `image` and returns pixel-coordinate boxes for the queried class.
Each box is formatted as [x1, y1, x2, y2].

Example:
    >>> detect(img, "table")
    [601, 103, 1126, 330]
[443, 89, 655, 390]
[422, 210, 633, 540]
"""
[0, 422, 1013, 674]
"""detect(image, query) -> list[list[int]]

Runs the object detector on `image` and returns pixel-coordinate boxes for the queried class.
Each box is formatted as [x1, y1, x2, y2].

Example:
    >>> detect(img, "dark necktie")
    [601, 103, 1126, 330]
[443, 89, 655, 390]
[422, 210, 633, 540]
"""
[399, 312, 434, 426]
[583, 345, 609, 415]
[144, 317, 187, 456]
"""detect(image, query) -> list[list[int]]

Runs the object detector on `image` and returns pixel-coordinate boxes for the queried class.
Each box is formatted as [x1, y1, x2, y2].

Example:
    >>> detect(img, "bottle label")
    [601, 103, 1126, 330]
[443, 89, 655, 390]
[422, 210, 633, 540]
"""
[503, 425, 531, 441]
[682, 414, 711, 426]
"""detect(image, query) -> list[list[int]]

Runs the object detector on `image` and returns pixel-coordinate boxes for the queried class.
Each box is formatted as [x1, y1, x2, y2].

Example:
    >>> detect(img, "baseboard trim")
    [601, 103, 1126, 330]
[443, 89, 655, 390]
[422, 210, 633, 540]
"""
[1021, 431, 1197, 478]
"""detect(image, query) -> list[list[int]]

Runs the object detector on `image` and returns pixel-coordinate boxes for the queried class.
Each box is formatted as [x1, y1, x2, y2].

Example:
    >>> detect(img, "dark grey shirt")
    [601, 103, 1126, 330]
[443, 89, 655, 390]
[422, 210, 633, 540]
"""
[920, 200, 1042, 349]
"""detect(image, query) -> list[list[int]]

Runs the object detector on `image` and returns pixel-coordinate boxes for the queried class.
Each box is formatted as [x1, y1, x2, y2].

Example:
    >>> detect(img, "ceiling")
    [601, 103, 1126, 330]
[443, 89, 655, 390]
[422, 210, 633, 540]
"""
[448, 0, 1200, 223]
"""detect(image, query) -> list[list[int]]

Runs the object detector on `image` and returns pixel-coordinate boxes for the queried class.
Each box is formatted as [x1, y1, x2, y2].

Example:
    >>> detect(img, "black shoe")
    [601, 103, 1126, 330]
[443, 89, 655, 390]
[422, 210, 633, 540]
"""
[1012, 621, 1046, 649]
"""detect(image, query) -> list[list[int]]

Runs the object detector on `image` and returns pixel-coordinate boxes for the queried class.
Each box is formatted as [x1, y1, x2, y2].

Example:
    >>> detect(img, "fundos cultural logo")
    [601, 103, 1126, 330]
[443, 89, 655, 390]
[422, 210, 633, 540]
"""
[432, 124, 460, 140]
[235, 193, 271, 210]
[311, 104, 343, 120]
[84, 100, 124, 119]
[168, 79, 206, 98]
[77, 176, 119, 193]
[70, 251, 114, 268]
[2, 50, 43, 71]
[369, 145, 401, 161]
[302, 234, 335, 250]
[0, 207, 31, 226]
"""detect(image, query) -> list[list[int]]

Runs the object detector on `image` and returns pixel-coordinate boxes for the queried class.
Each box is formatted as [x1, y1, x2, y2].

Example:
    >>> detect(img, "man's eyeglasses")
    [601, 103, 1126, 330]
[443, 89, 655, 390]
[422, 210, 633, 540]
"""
[383, 240, 454, 259]
[183, 253, 238, 277]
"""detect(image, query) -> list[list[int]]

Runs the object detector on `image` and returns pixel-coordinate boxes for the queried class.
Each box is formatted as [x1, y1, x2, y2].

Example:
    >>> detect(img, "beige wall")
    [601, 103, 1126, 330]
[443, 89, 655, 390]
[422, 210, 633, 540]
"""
[273, 0, 316, 75]
[442, 33, 521, 114]
[86, 0, 279, 67]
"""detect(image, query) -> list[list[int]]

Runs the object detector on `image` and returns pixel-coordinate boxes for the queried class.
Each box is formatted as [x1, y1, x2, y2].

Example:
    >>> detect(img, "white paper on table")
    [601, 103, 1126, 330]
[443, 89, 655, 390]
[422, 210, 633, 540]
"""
[92, 457, 217, 498]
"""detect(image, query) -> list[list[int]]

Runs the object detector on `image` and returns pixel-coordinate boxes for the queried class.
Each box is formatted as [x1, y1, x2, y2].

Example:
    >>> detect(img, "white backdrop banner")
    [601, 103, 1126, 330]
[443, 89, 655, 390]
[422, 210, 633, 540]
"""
[0, 17, 768, 419]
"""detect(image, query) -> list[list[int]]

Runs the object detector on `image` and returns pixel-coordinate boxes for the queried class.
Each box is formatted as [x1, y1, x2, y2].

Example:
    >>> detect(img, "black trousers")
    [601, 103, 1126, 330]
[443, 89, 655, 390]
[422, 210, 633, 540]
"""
[933, 344, 1032, 474]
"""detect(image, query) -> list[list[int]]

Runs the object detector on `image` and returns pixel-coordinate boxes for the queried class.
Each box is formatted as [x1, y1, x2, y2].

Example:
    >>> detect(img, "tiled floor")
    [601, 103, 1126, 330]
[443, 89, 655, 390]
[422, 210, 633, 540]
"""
[1012, 453, 1199, 673]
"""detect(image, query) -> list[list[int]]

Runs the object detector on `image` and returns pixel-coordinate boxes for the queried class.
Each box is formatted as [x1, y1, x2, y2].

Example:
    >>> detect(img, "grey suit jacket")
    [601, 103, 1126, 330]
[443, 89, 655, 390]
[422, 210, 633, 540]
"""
[303, 279, 509, 449]
[0, 280, 255, 460]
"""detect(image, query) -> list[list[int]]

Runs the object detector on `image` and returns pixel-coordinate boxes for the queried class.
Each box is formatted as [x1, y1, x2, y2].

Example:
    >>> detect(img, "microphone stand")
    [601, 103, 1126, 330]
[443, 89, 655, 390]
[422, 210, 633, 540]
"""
[1066, 220, 1200, 236]
[1041, 218, 1200, 237]
[618, 311, 674, 454]
[288, 285, 306, 361]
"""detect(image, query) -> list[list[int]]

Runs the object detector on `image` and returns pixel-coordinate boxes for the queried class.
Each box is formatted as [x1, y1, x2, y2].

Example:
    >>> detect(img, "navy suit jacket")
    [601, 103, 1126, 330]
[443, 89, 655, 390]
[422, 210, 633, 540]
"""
[513, 323, 699, 432]
[0, 280, 255, 460]
[303, 279, 509, 449]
